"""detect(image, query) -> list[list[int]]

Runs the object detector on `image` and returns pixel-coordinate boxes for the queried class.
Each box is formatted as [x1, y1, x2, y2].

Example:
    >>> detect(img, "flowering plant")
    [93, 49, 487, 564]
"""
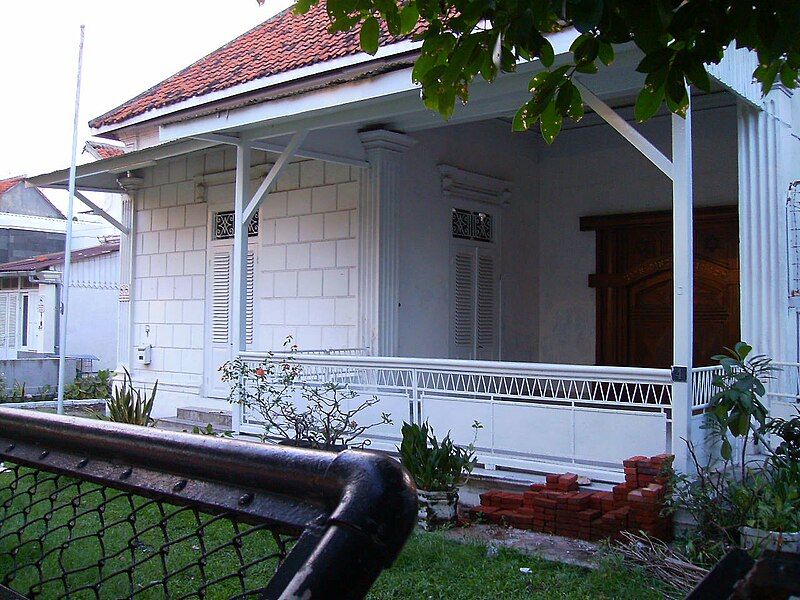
[220, 339, 391, 451]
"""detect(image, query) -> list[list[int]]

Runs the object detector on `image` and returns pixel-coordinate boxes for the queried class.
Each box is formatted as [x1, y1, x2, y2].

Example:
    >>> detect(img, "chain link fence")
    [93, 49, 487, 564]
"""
[0, 408, 417, 599]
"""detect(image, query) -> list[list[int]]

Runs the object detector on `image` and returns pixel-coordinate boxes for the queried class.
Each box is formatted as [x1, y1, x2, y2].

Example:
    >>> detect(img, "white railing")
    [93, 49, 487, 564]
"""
[236, 352, 673, 482]
[294, 347, 369, 356]
[692, 365, 723, 410]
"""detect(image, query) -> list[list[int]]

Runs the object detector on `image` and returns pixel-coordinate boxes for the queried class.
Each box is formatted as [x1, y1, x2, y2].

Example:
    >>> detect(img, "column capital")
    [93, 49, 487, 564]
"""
[358, 129, 416, 155]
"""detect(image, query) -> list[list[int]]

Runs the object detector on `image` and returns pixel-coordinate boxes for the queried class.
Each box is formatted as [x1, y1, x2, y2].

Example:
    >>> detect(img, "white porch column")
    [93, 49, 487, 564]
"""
[115, 193, 135, 371]
[358, 130, 416, 356]
[738, 91, 795, 363]
[671, 101, 694, 475]
[231, 142, 252, 432]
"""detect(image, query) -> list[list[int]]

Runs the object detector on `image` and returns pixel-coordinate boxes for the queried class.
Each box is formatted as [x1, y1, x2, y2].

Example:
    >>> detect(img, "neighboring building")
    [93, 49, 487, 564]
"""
[29, 6, 800, 480]
[0, 242, 120, 368]
[0, 176, 66, 264]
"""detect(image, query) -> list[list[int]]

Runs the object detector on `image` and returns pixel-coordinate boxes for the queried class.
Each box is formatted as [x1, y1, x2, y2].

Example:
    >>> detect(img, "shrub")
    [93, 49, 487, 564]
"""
[398, 420, 480, 492]
[65, 369, 113, 400]
[93, 368, 157, 426]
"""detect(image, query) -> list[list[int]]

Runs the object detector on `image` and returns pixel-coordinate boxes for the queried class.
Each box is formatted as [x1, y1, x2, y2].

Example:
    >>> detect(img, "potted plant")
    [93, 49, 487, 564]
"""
[398, 420, 481, 530]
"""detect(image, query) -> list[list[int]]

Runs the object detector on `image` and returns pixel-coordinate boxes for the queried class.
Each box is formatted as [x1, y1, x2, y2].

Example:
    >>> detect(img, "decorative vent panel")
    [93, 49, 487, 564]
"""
[214, 211, 259, 240]
[451, 208, 493, 242]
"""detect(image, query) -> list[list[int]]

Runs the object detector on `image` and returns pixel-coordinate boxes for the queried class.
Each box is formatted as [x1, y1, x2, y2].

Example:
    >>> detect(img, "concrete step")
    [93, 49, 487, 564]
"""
[175, 406, 232, 427]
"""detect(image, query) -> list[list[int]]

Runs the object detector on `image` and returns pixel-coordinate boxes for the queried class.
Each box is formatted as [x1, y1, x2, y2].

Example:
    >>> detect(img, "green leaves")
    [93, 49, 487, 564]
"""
[309, 0, 800, 143]
[360, 16, 380, 55]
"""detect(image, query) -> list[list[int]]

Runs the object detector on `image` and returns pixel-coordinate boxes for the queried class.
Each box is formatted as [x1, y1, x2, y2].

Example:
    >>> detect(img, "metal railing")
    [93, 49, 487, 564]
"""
[0, 407, 417, 599]
[237, 352, 674, 482]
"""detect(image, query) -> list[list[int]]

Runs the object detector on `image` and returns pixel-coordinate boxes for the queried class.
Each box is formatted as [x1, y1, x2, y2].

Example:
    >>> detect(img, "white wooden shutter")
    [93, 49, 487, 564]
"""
[476, 253, 496, 352]
[452, 251, 476, 356]
[246, 251, 255, 345]
[0, 294, 8, 348]
[211, 253, 231, 344]
[7, 294, 18, 349]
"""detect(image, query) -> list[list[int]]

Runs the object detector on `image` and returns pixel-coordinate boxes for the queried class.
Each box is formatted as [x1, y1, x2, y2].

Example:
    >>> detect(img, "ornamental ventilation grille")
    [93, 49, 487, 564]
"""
[214, 211, 259, 240]
[451, 208, 493, 242]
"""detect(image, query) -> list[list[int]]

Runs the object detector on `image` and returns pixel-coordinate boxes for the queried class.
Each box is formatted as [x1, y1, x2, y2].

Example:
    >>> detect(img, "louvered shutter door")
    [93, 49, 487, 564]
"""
[7, 294, 17, 349]
[211, 253, 231, 344]
[246, 251, 255, 345]
[475, 253, 497, 359]
[451, 251, 476, 357]
[0, 295, 7, 349]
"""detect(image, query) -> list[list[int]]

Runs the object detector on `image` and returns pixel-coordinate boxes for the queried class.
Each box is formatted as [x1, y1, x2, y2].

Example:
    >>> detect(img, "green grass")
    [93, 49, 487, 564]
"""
[370, 532, 664, 599]
[0, 470, 662, 599]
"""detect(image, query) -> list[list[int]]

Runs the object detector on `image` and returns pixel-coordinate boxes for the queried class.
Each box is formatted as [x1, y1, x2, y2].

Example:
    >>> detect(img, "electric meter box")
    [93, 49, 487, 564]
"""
[136, 344, 152, 365]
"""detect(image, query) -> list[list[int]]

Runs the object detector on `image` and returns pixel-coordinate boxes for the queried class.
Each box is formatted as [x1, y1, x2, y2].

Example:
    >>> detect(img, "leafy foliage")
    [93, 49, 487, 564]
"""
[65, 369, 113, 400]
[221, 341, 391, 450]
[398, 420, 480, 492]
[94, 368, 157, 426]
[708, 342, 774, 469]
[668, 343, 800, 562]
[289, 0, 800, 143]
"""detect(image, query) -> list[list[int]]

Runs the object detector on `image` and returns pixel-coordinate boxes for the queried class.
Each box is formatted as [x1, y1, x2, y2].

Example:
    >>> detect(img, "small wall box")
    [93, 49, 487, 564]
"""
[136, 344, 152, 365]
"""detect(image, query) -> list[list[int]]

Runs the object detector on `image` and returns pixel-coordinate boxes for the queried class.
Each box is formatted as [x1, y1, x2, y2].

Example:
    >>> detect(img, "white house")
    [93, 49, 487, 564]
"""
[29, 5, 800, 481]
[0, 241, 120, 369]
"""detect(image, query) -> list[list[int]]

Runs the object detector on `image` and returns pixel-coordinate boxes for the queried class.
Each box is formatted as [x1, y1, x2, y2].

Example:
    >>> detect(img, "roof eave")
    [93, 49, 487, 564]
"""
[89, 39, 422, 136]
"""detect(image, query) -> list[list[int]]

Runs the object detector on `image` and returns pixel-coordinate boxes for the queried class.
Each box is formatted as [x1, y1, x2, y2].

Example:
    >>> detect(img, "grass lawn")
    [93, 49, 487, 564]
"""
[370, 532, 665, 600]
[0, 470, 664, 599]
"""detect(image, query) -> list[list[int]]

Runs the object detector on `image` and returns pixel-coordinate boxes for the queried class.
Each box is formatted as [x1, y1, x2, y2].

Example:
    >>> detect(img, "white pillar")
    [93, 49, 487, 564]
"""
[116, 193, 135, 371]
[738, 90, 795, 363]
[358, 130, 415, 356]
[231, 142, 251, 432]
[671, 101, 694, 474]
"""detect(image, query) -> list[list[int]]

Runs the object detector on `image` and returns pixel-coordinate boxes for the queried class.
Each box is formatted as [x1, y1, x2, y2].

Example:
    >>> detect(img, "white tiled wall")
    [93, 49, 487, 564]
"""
[129, 148, 361, 400]
[257, 161, 360, 351]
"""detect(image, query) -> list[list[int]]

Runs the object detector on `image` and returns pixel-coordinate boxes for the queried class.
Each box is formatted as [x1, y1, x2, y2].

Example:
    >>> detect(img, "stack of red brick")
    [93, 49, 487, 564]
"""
[469, 454, 674, 542]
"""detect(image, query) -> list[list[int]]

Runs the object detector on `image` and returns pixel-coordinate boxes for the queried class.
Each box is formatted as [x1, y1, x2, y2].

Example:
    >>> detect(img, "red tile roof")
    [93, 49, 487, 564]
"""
[89, 4, 417, 129]
[0, 177, 23, 196]
[0, 242, 120, 273]
[84, 140, 126, 159]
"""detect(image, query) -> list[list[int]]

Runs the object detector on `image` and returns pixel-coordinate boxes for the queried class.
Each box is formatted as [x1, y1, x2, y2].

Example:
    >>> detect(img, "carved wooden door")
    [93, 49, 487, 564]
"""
[581, 206, 739, 368]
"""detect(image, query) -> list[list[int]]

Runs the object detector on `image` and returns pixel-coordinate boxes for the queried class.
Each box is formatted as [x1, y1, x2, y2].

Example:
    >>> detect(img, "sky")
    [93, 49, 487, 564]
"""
[0, 0, 293, 180]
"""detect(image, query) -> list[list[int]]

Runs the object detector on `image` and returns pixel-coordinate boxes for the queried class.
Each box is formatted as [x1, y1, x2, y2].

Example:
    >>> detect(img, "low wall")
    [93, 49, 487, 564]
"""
[0, 358, 78, 395]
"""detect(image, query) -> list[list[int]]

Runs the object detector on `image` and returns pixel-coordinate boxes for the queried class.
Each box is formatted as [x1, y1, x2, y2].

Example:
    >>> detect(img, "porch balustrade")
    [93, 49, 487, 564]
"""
[236, 352, 677, 483]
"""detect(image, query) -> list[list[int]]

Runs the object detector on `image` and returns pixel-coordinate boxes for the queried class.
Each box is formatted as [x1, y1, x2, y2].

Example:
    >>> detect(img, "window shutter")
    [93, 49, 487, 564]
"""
[211, 253, 230, 344]
[246, 251, 255, 345]
[6, 294, 17, 349]
[452, 251, 475, 350]
[0, 295, 7, 348]
[476, 254, 495, 349]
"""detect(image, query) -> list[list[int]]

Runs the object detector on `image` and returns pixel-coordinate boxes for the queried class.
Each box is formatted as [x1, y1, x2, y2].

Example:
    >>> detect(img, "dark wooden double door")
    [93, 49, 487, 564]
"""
[581, 206, 740, 368]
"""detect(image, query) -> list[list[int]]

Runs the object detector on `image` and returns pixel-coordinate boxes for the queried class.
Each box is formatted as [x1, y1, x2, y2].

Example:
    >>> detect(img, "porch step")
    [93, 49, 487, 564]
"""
[175, 406, 232, 428]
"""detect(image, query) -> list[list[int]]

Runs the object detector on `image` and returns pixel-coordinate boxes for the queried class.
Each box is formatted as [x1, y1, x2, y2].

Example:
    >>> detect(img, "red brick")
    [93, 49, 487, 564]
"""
[529, 483, 547, 492]
[623, 455, 648, 468]
[479, 491, 499, 506]
[546, 474, 560, 485]
[470, 506, 499, 521]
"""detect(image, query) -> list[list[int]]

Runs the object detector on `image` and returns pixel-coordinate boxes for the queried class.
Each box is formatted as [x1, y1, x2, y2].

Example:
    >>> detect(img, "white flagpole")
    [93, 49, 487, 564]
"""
[57, 25, 85, 415]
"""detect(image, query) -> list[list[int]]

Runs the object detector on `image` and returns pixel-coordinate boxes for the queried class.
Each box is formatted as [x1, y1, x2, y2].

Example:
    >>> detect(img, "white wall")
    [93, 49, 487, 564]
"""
[64, 252, 120, 369]
[257, 161, 361, 351]
[395, 119, 541, 361]
[128, 146, 360, 416]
